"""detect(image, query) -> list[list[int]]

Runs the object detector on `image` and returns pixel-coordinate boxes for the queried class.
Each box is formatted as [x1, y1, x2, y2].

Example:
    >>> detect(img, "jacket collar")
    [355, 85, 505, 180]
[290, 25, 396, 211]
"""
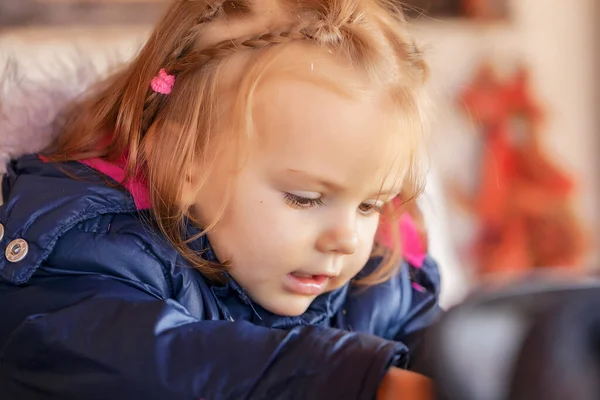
[209, 273, 348, 329]
[0, 155, 138, 284]
[185, 225, 348, 328]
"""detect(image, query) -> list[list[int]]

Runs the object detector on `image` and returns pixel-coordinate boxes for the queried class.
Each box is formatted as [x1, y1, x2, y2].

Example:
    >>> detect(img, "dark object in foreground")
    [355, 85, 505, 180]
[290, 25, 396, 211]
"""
[426, 278, 600, 400]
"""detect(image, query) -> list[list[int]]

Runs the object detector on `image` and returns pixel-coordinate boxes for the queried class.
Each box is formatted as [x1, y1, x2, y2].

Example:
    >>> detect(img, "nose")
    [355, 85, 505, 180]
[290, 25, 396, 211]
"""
[316, 226, 358, 255]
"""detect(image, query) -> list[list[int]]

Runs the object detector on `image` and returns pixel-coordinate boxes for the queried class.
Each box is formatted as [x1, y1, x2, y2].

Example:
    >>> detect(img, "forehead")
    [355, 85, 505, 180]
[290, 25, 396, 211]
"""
[250, 73, 413, 194]
[211, 44, 422, 195]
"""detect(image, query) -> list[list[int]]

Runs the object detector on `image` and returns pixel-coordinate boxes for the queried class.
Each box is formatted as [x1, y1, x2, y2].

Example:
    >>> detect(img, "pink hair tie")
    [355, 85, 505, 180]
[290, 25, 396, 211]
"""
[151, 68, 176, 95]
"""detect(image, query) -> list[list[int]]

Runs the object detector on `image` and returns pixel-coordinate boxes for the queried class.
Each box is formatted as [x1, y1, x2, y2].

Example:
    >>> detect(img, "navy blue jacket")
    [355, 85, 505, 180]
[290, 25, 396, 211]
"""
[0, 155, 441, 400]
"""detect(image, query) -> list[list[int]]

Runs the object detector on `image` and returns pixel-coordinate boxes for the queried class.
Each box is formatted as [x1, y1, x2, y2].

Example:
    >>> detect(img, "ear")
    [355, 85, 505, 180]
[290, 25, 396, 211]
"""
[180, 170, 199, 211]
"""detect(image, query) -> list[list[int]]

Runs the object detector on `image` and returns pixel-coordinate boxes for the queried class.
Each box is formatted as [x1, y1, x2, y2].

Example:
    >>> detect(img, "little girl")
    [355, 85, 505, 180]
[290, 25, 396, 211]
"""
[0, 0, 440, 398]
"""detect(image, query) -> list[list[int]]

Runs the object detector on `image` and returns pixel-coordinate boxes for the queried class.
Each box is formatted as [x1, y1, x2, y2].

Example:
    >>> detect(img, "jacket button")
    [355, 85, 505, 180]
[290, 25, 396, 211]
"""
[0, 223, 4, 242]
[5, 239, 28, 263]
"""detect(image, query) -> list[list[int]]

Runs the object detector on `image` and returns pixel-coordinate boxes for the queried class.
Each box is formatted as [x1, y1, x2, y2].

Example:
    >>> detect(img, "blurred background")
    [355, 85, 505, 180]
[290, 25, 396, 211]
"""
[0, 0, 598, 308]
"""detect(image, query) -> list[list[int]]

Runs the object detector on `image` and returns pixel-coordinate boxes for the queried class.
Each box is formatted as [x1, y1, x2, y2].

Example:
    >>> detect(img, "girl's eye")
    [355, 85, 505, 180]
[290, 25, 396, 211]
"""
[283, 193, 324, 209]
[358, 201, 384, 215]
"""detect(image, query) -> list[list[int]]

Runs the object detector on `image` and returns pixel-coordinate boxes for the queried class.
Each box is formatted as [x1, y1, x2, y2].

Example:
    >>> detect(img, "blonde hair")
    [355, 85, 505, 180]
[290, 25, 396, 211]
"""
[46, 0, 429, 285]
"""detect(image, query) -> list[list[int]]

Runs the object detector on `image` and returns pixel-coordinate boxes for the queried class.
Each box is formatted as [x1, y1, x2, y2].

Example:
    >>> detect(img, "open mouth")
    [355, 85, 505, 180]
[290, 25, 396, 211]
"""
[284, 272, 330, 295]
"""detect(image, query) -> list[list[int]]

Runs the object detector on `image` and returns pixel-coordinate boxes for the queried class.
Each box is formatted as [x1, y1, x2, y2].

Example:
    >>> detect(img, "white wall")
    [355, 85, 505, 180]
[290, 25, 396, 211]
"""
[411, 0, 598, 283]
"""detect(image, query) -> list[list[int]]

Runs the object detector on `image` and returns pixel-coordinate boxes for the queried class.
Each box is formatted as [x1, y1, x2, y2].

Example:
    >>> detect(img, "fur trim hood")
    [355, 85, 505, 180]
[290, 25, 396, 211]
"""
[0, 44, 138, 172]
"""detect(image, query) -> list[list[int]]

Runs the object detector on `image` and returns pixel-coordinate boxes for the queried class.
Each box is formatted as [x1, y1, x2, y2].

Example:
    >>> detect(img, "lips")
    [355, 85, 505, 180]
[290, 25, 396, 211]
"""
[283, 272, 331, 296]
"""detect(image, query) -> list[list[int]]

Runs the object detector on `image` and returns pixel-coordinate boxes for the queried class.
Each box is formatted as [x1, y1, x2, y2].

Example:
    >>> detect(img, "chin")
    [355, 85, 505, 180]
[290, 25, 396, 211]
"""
[260, 295, 314, 317]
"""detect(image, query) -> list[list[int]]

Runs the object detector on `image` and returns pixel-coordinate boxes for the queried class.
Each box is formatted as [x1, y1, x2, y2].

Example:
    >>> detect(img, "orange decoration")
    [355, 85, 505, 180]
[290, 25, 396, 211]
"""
[452, 62, 587, 277]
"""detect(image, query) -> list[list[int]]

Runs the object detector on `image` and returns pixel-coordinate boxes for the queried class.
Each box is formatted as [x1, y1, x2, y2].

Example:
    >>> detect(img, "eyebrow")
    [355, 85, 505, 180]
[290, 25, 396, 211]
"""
[285, 169, 400, 198]
[285, 169, 344, 191]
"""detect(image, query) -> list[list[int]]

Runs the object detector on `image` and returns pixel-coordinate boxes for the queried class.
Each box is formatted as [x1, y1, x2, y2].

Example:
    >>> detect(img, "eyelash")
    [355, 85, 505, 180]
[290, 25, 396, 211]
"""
[283, 193, 324, 209]
[283, 193, 383, 215]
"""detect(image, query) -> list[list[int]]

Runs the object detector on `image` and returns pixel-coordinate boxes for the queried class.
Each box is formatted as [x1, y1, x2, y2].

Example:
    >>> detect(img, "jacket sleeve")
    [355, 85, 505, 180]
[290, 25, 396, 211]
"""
[394, 256, 443, 375]
[0, 274, 405, 400]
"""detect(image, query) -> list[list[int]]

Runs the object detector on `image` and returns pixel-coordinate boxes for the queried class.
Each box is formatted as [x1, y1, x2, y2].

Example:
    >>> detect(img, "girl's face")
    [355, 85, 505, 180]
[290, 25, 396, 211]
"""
[192, 62, 409, 317]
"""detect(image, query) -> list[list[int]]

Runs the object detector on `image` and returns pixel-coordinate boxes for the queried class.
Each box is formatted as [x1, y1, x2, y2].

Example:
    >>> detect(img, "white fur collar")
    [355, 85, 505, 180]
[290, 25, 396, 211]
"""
[0, 46, 136, 172]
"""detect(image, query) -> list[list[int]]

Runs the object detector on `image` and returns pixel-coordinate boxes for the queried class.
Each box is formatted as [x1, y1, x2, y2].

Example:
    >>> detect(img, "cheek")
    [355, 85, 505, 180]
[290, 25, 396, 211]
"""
[353, 217, 380, 262]
[214, 184, 310, 261]
[358, 216, 380, 247]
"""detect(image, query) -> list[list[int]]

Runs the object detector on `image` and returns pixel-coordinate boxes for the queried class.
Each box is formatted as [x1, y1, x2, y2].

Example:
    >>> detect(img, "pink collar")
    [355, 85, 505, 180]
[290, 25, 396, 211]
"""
[377, 212, 427, 268]
[38, 154, 151, 210]
[80, 158, 151, 210]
